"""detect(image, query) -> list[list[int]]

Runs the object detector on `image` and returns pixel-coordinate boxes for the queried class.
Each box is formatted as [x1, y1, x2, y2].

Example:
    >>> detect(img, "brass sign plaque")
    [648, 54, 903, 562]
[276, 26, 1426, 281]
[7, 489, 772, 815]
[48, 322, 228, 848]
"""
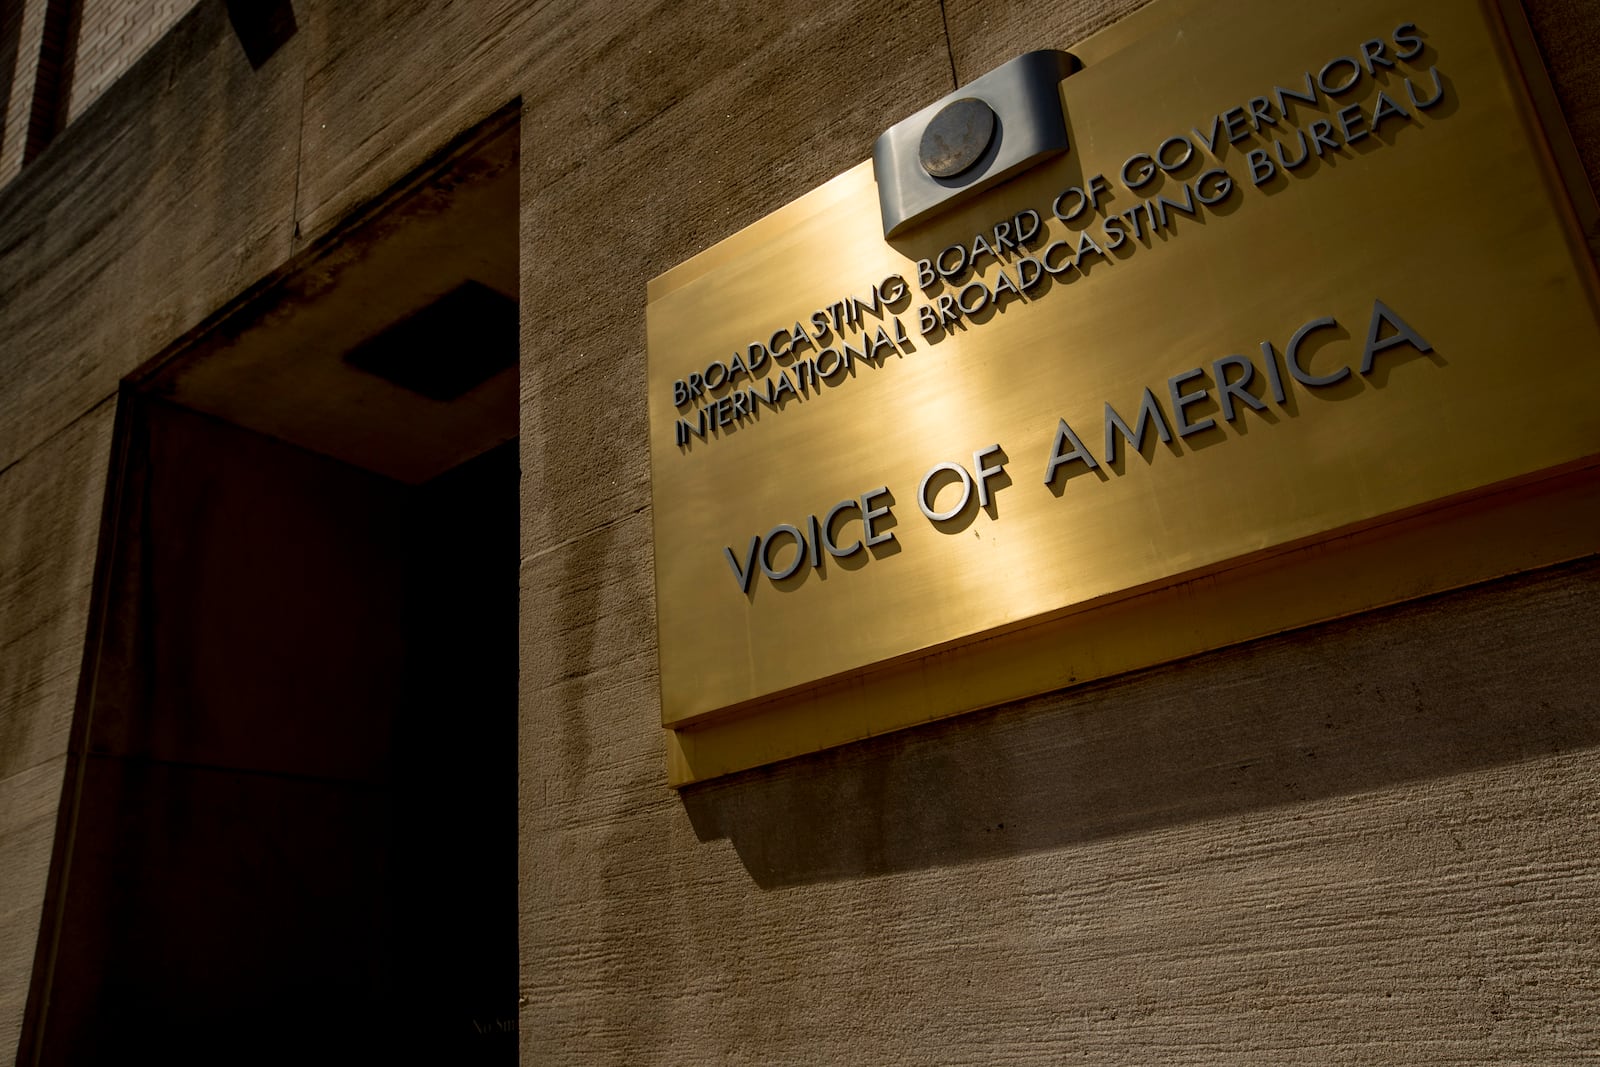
[647, 0, 1600, 784]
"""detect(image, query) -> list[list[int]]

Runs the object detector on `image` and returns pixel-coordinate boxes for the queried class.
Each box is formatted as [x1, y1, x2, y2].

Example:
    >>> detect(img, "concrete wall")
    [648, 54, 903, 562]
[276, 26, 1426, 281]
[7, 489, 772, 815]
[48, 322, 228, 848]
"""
[0, 402, 114, 1062]
[518, 0, 1600, 1061]
[0, 0, 1595, 1063]
[560, 561, 1599, 1062]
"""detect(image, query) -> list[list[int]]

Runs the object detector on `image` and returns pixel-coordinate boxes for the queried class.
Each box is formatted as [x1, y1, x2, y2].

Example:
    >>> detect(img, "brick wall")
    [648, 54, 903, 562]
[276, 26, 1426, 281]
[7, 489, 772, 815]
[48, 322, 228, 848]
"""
[0, 0, 199, 184]
[0, 0, 47, 184]
[68, 0, 199, 120]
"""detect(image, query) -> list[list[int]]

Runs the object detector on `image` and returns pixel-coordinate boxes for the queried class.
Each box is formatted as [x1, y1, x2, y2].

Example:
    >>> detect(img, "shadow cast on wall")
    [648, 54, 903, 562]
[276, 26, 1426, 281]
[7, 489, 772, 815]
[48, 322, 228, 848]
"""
[683, 556, 1600, 890]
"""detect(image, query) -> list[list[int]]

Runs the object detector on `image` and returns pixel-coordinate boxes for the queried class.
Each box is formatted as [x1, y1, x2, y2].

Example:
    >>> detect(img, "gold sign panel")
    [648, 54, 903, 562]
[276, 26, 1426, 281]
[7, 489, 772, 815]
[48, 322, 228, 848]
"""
[647, 0, 1600, 785]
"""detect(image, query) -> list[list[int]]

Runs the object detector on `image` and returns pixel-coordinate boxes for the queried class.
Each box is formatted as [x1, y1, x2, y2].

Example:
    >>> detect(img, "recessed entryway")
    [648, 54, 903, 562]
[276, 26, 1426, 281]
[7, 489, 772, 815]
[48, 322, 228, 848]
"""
[23, 107, 521, 1066]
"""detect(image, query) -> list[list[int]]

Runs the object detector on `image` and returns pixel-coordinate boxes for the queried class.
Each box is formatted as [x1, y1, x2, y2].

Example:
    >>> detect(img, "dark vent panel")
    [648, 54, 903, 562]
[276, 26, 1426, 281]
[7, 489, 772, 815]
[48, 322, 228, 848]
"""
[345, 281, 518, 402]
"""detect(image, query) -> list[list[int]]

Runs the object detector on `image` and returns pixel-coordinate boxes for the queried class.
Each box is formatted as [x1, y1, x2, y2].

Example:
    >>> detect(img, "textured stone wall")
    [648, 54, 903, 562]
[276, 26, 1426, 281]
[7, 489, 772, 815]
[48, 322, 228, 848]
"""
[515, 0, 1600, 1061]
[0, 0, 1595, 1063]
[0, 402, 115, 1062]
[530, 561, 1600, 1062]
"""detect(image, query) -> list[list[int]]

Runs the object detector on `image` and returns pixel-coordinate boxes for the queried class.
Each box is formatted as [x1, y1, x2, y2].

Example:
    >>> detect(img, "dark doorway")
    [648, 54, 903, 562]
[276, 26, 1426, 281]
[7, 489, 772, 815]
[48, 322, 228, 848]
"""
[22, 109, 520, 1065]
